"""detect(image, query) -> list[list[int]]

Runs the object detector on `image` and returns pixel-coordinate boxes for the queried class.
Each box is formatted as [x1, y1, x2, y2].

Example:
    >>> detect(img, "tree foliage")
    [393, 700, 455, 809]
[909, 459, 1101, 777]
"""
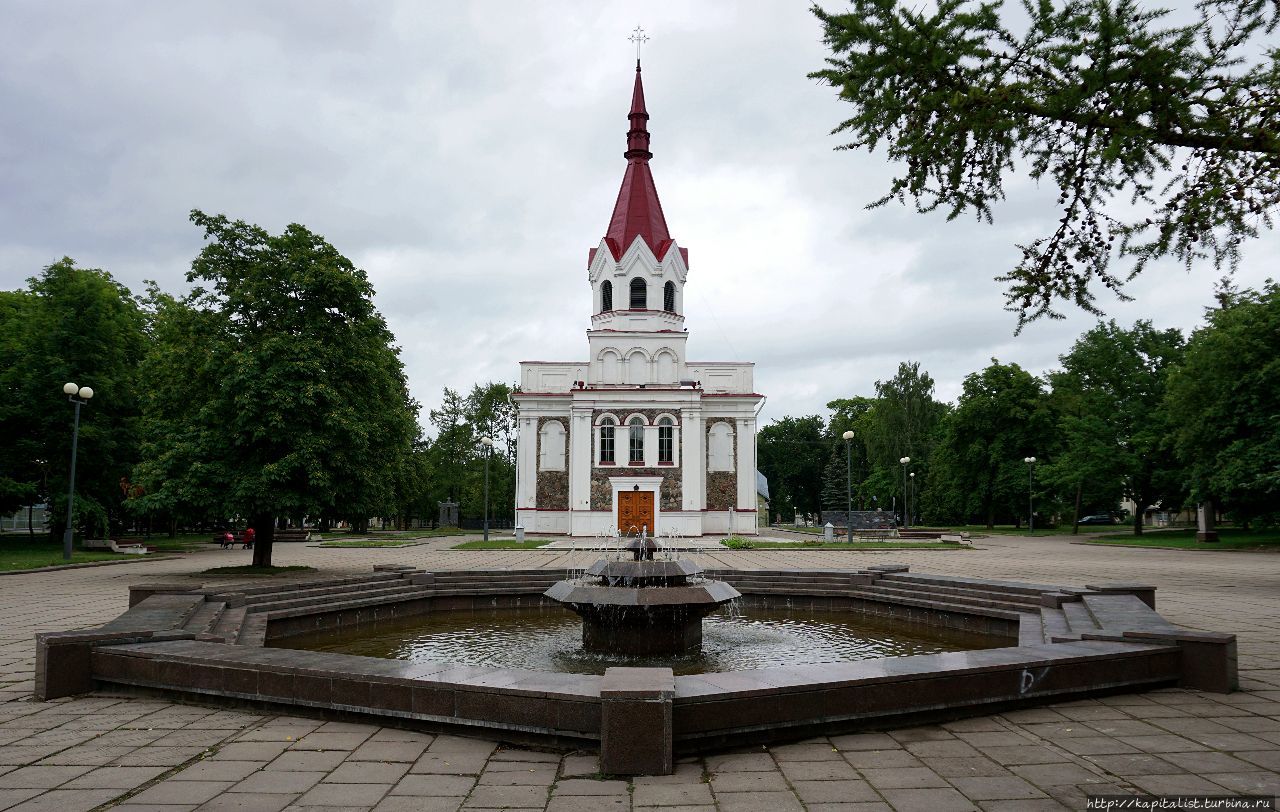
[811, 0, 1280, 328]
[132, 211, 419, 563]
[1051, 320, 1187, 533]
[927, 360, 1053, 526]
[0, 260, 146, 536]
[757, 415, 828, 520]
[1166, 281, 1280, 526]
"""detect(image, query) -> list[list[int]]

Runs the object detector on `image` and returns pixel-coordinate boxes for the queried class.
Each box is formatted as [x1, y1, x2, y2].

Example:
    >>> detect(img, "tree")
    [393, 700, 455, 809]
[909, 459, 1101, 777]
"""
[132, 211, 420, 564]
[0, 260, 146, 537]
[929, 360, 1053, 527]
[863, 362, 948, 512]
[1051, 320, 1187, 534]
[757, 415, 828, 521]
[1165, 282, 1280, 526]
[811, 0, 1280, 328]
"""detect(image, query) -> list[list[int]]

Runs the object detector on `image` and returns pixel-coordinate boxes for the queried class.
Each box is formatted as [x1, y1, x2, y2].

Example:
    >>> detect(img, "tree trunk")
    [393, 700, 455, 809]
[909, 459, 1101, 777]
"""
[1132, 503, 1144, 536]
[1072, 480, 1083, 535]
[251, 513, 274, 568]
[27, 504, 34, 536]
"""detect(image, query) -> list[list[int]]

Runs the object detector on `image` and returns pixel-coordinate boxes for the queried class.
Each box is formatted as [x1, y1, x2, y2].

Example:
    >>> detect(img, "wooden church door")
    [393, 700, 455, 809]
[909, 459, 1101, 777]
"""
[617, 490, 654, 534]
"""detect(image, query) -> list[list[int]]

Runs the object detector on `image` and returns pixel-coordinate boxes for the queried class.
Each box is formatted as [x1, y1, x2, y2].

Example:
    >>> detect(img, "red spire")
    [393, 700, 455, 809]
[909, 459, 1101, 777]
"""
[597, 60, 683, 264]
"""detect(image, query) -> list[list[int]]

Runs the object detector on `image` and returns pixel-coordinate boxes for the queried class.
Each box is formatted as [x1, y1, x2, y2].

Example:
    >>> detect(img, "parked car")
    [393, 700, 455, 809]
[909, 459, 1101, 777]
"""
[1078, 514, 1115, 525]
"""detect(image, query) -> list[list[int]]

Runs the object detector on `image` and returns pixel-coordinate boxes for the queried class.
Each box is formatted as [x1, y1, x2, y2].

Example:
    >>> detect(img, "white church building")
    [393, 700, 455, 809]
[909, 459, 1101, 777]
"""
[512, 61, 765, 537]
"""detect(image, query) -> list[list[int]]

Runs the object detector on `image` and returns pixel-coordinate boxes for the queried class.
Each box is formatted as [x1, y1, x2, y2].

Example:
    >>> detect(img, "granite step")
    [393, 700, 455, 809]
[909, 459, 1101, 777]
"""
[879, 572, 1051, 597]
[244, 583, 432, 614]
[1063, 600, 1101, 634]
[206, 573, 405, 601]
[846, 587, 1025, 620]
[182, 600, 227, 635]
[209, 605, 248, 643]
[852, 584, 1038, 614]
[1040, 607, 1071, 642]
[868, 580, 1042, 608]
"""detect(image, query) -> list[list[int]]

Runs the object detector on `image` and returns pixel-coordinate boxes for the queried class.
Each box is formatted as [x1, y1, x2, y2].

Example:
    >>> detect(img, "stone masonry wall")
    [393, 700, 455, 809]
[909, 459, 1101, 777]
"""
[705, 418, 738, 511]
[589, 408, 682, 512]
[535, 417, 569, 511]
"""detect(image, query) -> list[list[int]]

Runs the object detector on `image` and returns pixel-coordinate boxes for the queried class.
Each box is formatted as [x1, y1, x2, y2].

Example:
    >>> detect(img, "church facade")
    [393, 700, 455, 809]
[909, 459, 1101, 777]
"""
[512, 62, 764, 537]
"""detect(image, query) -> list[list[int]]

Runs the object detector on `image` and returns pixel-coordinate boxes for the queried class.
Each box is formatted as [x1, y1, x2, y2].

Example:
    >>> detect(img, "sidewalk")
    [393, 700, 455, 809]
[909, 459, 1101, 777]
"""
[0, 535, 1277, 810]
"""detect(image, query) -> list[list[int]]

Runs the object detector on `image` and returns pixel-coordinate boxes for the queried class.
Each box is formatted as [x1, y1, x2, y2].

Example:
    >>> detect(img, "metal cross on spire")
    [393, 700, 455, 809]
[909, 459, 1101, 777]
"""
[628, 25, 649, 60]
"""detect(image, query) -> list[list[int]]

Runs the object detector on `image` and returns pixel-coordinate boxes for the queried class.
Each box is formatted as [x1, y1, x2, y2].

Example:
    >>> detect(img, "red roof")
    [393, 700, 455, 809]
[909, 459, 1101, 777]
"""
[591, 62, 687, 267]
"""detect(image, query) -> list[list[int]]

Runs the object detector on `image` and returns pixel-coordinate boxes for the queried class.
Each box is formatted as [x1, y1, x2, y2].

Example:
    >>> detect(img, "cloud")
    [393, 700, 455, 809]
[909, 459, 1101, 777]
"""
[2, 0, 1274, 434]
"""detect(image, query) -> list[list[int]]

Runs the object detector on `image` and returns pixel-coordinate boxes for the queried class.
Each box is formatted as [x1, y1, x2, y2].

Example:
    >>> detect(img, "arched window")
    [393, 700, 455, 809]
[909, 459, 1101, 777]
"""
[663, 281, 675, 313]
[658, 416, 674, 464]
[599, 417, 616, 464]
[601, 280, 612, 312]
[629, 277, 646, 309]
[628, 415, 645, 463]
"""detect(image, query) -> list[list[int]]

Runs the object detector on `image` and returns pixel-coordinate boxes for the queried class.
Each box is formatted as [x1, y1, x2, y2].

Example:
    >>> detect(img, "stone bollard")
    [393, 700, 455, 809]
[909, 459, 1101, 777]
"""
[514, 525, 525, 542]
[823, 522, 834, 541]
[599, 667, 674, 775]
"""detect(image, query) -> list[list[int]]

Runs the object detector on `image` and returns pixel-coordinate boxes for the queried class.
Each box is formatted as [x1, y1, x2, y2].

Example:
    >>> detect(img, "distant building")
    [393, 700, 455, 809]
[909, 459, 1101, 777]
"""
[511, 62, 764, 537]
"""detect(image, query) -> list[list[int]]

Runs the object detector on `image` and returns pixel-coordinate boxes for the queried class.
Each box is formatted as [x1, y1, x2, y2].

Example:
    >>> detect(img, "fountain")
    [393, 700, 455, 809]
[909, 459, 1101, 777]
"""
[544, 532, 740, 655]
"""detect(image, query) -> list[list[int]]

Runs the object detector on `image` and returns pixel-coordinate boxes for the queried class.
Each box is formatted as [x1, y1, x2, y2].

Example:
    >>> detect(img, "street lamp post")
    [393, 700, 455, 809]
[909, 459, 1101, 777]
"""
[480, 436, 494, 541]
[1024, 456, 1037, 533]
[842, 430, 855, 541]
[61, 382, 94, 561]
[899, 456, 911, 530]
[909, 471, 915, 527]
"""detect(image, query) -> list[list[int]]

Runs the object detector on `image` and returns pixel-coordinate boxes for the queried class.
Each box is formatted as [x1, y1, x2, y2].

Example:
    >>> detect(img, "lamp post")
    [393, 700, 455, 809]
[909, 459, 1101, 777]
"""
[61, 382, 94, 561]
[1024, 456, 1037, 533]
[909, 471, 916, 527]
[479, 436, 494, 541]
[899, 456, 911, 529]
[842, 430, 855, 541]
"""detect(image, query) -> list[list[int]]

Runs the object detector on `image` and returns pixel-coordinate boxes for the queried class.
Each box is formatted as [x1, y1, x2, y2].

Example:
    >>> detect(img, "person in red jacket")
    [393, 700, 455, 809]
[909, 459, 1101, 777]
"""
[242, 527, 255, 550]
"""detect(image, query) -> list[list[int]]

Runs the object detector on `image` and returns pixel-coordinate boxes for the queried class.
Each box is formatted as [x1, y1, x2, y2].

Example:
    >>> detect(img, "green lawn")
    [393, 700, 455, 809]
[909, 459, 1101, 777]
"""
[0, 541, 134, 572]
[452, 539, 548, 550]
[318, 540, 419, 548]
[1084, 528, 1280, 551]
[954, 524, 1131, 537]
[312, 528, 471, 542]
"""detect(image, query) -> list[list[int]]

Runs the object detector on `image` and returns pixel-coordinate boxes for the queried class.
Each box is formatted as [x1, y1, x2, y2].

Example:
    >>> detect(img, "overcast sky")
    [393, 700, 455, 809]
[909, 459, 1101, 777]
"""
[3, 1, 1276, 434]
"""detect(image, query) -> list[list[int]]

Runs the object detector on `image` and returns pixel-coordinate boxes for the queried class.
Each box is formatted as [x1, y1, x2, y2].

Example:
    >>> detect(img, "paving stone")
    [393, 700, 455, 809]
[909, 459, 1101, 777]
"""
[632, 782, 714, 806]
[1200, 771, 1280, 794]
[387, 774, 475, 796]
[829, 733, 899, 751]
[131, 780, 237, 805]
[60, 765, 169, 789]
[768, 742, 843, 761]
[173, 761, 266, 782]
[779, 759, 860, 781]
[978, 746, 1067, 766]
[842, 750, 924, 769]
[346, 742, 427, 763]
[1114, 734, 1208, 753]
[557, 756, 598, 778]
[946, 775, 1047, 800]
[293, 782, 392, 807]
[373, 797, 462, 812]
[289, 735, 371, 753]
[1009, 762, 1107, 787]
[925, 757, 1012, 778]
[708, 770, 788, 792]
[713, 791, 804, 812]
[211, 744, 292, 762]
[323, 763, 409, 785]
[1127, 773, 1233, 794]
[409, 755, 488, 776]
[876, 787, 978, 812]
[0, 765, 93, 789]
[790, 778, 880, 803]
[703, 752, 773, 772]
[196, 795, 297, 812]
[114, 805, 201, 812]
[459, 784, 548, 809]
[904, 740, 983, 758]
[549, 778, 627, 795]
[5, 788, 123, 812]
[545, 797, 627, 812]
[475, 766, 555, 786]
[488, 749, 558, 763]
[266, 752, 348, 773]
[231, 771, 324, 794]
[858, 767, 949, 789]
[976, 800, 1069, 811]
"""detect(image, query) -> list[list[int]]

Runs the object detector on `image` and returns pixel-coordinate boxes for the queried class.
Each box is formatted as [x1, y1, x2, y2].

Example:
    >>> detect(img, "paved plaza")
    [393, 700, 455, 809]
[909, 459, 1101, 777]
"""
[1, 534, 1278, 811]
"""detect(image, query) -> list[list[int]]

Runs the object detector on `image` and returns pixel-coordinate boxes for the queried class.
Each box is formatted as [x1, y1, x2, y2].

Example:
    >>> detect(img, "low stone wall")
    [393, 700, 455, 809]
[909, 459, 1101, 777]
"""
[35, 565, 1238, 776]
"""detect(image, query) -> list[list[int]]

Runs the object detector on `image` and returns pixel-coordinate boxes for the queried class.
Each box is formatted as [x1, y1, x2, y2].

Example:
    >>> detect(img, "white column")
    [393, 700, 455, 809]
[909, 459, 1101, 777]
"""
[644, 425, 659, 467]
[568, 406, 593, 512]
[736, 417, 756, 512]
[681, 406, 703, 510]
[517, 416, 537, 508]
